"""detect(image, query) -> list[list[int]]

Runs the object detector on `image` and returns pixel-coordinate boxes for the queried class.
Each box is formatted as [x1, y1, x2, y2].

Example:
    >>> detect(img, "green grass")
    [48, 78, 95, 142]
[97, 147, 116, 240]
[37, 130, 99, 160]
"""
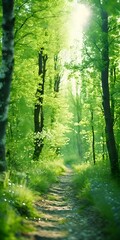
[0, 201, 22, 240]
[0, 154, 66, 240]
[3, 171, 38, 218]
[72, 161, 120, 239]
[28, 157, 66, 193]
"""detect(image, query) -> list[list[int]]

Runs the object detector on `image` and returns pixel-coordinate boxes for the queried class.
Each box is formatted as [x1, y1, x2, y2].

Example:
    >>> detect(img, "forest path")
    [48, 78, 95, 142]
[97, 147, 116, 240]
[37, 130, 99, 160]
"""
[24, 168, 109, 240]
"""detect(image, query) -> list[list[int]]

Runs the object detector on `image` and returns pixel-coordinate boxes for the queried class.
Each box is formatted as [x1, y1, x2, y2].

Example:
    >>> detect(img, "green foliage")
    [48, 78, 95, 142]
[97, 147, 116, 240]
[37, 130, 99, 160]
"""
[72, 162, 120, 238]
[63, 72, 106, 165]
[6, 0, 71, 173]
[28, 156, 65, 193]
[63, 154, 81, 166]
[0, 154, 65, 239]
[65, 0, 120, 169]
[0, 182, 36, 240]
[3, 174, 38, 218]
[0, 0, 119, 238]
[0, 201, 22, 240]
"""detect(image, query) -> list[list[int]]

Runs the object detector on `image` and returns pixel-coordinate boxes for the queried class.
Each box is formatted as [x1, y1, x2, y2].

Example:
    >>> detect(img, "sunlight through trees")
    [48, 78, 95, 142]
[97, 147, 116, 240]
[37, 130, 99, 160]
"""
[0, 0, 120, 239]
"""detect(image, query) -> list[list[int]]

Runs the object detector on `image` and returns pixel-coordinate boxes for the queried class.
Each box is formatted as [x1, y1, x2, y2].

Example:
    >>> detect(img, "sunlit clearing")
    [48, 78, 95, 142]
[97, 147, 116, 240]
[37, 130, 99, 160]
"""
[69, 3, 91, 45]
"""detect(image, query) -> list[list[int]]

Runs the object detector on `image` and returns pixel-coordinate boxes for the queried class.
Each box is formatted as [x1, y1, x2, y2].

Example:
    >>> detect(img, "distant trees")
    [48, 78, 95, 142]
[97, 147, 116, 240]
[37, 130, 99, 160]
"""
[1, 0, 119, 178]
[0, 0, 14, 172]
[64, 0, 120, 176]
[66, 70, 103, 165]
[67, 0, 120, 176]
[2, 0, 71, 171]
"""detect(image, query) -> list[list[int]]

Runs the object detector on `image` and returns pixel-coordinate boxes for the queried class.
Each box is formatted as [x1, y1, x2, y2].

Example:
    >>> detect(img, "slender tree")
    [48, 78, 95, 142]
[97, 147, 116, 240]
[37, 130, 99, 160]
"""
[0, 0, 14, 172]
[90, 108, 95, 164]
[33, 48, 48, 160]
[80, 0, 119, 176]
[54, 55, 61, 93]
[100, 4, 119, 176]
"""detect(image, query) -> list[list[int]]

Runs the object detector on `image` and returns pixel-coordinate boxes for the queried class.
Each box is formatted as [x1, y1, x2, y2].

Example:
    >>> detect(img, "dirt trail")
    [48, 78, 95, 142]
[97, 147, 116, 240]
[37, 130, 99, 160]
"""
[24, 169, 109, 240]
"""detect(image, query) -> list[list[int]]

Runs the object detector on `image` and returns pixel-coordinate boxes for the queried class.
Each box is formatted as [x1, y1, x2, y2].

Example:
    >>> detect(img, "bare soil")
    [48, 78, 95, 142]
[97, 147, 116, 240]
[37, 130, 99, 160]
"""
[23, 169, 110, 240]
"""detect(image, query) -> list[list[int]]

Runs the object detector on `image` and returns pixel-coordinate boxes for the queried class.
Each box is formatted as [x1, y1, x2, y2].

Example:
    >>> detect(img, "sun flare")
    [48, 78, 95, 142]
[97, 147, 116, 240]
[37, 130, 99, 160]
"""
[69, 3, 91, 44]
[74, 4, 91, 27]
[60, 3, 91, 93]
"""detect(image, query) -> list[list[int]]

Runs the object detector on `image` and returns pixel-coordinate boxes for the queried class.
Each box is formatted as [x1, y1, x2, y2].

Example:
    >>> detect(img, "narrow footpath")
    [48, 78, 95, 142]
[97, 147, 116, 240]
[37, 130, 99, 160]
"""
[24, 169, 109, 240]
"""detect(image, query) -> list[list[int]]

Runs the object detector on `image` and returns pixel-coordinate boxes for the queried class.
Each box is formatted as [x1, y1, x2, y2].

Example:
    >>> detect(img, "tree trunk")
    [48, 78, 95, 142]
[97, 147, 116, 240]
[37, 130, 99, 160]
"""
[110, 64, 116, 126]
[33, 48, 47, 160]
[76, 101, 81, 158]
[90, 109, 95, 164]
[100, 8, 119, 176]
[0, 0, 14, 172]
[102, 131, 105, 161]
[52, 55, 61, 154]
[54, 55, 61, 93]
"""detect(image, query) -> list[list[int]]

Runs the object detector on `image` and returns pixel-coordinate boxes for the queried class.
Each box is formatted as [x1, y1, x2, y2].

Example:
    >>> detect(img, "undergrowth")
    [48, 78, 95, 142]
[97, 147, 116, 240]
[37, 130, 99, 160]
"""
[0, 155, 65, 240]
[0, 200, 22, 240]
[72, 161, 120, 240]
[28, 157, 65, 193]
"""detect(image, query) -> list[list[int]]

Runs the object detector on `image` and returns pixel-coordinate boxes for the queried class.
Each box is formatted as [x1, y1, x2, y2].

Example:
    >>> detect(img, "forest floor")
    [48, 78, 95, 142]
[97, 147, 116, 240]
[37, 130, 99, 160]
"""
[23, 168, 110, 240]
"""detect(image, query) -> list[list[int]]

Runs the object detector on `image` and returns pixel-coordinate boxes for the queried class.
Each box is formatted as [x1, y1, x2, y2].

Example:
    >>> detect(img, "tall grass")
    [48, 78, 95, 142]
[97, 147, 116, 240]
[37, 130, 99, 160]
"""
[0, 200, 22, 240]
[0, 172, 37, 240]
[0, 154, 65, 239]
[28, 157, 66, 193]
[72, 161, 120, 239]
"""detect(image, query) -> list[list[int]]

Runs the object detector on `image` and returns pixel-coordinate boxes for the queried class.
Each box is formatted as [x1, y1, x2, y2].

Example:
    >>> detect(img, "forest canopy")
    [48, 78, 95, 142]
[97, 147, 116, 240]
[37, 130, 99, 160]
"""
[0, 0, 120, 239]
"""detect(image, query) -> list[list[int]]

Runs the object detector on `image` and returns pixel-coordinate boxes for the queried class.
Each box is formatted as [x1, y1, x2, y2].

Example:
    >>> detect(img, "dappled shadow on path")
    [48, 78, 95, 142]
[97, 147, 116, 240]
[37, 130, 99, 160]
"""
[23, 169, 109, 240]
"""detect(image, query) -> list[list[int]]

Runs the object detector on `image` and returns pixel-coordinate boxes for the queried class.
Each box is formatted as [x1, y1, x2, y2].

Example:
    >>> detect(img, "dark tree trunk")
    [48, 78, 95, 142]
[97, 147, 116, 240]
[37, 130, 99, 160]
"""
[90, 109, 95, 165]
[110, 65, 116, 126]
[51, 55, 61, 154]
[33, 48, 47, 160]
[53, 55, 60, 92]
[51, 54, 61, 125]
[0, 0, 14, 172]
[102, 131, 105, 161]
[76, 100, 81, 158]
[54, 74, 60, 93]
[100, 8, 119, 176]
[54, 55, 61, 93]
